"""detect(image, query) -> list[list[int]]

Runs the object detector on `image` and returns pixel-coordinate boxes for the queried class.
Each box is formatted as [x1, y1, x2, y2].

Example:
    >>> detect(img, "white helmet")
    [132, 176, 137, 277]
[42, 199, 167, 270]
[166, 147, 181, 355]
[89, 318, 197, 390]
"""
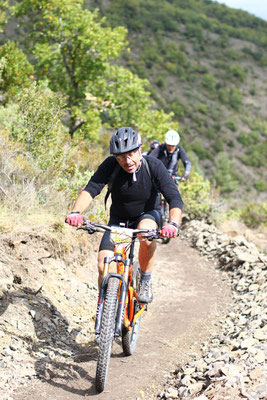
[165, 130, 180, 146]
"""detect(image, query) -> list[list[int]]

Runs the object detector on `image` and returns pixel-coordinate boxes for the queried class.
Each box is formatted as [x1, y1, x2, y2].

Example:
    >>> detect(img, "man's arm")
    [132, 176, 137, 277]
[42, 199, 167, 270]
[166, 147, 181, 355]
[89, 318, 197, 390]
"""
[169, 207, 182, 226]
[65, 190, 93, 226]
[71, 190, 93, 213]
[179, 146, 191, 180]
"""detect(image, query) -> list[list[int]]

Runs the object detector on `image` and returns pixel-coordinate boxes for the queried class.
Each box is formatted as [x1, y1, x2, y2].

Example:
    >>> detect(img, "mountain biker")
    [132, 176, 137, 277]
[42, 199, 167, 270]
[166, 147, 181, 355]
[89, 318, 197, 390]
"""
[65, 127, 183, 305]
[149, 130, 191, 182]
[142, 139, 161, 156]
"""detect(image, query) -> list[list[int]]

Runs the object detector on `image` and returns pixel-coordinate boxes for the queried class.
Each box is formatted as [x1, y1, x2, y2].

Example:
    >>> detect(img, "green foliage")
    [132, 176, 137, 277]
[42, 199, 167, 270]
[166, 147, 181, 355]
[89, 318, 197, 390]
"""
[237, 130, 260, 146]
[192, 140, 210, 160]
[179, 171, 212, 220]
[0, 41, 34, 98]
[212, 152, 239, 194]
[12, 0, 128, 137]
[195, 103, 208, 114]
[242, 142, 267, 167]
[253, 180, 267, 193]
[202, 73, 217, 92]
[218, 88, 228, 103]
[54, 169, 93, 200]
[214, 137, 223, 153]
[138, 109, 178, 143]
[91, 65, 152, 131]
[0, 0, 8, 33]
[227, 64, 246, 82]
[225, 120, 237, 132]
[240, 202, 267, 229]
[15, 81, 66, 171]
[228, 88, 242, 110]
[170, 98, 186, 120]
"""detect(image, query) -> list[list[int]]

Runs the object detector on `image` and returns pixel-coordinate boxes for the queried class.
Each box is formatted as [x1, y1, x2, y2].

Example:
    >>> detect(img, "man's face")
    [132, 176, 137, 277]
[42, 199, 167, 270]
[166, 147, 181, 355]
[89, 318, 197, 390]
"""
[166, 144, 176, 153]
[115, 147, 142, 173]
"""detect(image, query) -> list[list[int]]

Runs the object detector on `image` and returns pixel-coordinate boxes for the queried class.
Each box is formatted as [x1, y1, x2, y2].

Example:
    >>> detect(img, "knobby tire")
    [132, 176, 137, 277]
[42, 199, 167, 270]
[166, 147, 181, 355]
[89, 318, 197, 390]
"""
[95, 277, 119, 393]
[122, 262, 142, 356]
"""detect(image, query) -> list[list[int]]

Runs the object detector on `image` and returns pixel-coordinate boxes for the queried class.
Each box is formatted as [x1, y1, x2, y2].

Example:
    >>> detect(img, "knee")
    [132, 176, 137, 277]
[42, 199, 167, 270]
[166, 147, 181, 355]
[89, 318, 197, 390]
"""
[140, 238, 156, 251]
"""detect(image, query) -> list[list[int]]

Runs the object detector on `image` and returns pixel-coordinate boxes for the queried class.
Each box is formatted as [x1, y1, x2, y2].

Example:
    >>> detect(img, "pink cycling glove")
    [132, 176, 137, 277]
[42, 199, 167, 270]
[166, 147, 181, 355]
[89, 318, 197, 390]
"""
[65, 212, 83, 226]
[161, 224, 179, 238]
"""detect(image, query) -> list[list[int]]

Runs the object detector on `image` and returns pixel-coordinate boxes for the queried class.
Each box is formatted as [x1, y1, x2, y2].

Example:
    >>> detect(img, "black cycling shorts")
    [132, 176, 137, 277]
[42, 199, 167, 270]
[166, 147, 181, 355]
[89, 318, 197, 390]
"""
[99, 210, 161, 252]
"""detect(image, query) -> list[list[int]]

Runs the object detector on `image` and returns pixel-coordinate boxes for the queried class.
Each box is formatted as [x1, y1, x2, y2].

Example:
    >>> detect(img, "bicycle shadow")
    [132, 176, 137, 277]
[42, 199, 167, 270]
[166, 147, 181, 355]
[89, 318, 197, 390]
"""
[0, 288, 100, 396]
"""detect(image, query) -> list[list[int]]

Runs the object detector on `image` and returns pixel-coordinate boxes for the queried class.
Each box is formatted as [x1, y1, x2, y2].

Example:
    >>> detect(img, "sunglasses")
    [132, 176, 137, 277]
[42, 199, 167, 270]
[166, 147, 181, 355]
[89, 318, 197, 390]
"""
[116, 147, 140, 162]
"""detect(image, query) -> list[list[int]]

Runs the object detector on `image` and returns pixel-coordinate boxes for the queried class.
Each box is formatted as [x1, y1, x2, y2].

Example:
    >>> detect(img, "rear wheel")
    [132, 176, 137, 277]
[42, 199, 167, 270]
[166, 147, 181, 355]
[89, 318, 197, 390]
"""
[122, 262, 142, 356]
[95, 277, 119, 393]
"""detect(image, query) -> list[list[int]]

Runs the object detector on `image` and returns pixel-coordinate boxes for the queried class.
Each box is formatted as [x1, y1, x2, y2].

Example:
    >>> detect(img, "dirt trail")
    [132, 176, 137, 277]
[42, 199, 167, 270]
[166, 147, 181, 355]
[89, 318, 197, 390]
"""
[13, 237, 232, 400]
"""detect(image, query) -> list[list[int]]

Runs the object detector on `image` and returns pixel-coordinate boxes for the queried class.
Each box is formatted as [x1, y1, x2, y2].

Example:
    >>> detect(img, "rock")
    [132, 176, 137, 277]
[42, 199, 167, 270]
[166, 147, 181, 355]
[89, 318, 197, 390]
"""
[166, 387, 179, 398]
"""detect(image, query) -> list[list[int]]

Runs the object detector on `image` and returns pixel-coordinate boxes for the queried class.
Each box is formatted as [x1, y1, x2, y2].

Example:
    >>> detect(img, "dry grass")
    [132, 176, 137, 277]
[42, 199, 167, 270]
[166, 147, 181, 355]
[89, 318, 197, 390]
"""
[218, 217, 267, 252]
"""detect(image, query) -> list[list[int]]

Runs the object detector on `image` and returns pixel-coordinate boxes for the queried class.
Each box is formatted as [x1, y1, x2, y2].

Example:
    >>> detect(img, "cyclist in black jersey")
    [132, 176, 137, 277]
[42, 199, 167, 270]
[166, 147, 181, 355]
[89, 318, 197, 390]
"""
[142, 139, 161, 156]
[65, 127, 183, 304]
[149, 130, 191, 181]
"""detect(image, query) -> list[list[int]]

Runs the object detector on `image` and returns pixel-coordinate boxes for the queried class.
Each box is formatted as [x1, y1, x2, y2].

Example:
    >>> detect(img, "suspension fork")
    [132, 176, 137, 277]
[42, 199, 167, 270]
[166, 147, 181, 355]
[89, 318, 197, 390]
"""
[94, 254, 130, 336]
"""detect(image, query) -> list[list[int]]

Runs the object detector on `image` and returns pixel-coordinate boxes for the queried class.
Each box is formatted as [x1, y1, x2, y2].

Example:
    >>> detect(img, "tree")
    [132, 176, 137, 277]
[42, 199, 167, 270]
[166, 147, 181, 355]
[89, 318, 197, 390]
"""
[0, 0, 8, 33]
[0, 41, 34, 100]
[12, 0, 127, 138]
[12, 0, 177, 140]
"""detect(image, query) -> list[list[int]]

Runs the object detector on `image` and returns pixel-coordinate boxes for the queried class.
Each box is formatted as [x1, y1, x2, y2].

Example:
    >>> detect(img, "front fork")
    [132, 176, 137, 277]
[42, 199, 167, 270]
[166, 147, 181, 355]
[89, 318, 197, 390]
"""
[95, 255, 130, 337]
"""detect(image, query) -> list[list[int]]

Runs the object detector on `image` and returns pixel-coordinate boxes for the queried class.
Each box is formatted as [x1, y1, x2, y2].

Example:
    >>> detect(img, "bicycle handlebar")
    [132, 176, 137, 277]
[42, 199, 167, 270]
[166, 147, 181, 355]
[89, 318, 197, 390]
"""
[79, 219, 162, 240]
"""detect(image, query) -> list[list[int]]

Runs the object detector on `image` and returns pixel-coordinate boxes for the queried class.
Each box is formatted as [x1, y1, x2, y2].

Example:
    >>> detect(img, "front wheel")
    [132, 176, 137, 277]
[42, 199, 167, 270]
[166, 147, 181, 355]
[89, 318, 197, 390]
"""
[95, 277, 119, 393]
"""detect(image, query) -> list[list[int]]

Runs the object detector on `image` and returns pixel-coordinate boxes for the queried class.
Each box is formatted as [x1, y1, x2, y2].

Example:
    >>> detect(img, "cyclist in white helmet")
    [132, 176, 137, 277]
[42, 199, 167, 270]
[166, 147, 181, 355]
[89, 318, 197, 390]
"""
[149, 130, 191, 181]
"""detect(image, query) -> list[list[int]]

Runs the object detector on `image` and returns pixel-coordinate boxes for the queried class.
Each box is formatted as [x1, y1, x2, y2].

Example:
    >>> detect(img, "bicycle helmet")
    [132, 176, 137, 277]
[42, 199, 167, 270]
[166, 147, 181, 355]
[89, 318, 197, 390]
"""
[150, 140, 161, 150]
[110, 127, 142, 155]
[165, 130, 180, 146]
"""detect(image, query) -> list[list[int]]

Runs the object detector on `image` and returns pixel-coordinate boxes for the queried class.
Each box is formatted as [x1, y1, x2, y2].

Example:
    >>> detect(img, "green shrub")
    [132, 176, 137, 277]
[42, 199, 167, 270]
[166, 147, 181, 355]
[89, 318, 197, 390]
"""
[243, 142, 267, 167]
[253, 180, 267, 193]
[229, 88, 242, 110]
[212, 152, 239, 194]
[0, 41, 34, 98]
[15, 81, 67, 171]
[218, 88, 228, 103]
[202, 73, 218, 92]
[226, 120, 237, 131]
[179, 171, 212, 220]
[192, 140, 211, 160]
[195, 103, 208, 114]
[214, 137, 224, 152]
[228, 64, 246, 82]
[240, 202, 267, 229]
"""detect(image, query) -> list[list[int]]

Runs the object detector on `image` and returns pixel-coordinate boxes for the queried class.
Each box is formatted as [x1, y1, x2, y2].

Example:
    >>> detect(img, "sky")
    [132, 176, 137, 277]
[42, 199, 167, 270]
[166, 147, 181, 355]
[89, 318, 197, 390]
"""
[212, 0, 267, 21]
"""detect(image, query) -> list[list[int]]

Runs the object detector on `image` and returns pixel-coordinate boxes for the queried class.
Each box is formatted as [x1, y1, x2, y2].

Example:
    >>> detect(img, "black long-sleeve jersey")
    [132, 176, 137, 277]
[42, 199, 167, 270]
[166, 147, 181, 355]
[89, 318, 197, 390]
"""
[150, 144, 191, 177]
[84, 155, 183, 220]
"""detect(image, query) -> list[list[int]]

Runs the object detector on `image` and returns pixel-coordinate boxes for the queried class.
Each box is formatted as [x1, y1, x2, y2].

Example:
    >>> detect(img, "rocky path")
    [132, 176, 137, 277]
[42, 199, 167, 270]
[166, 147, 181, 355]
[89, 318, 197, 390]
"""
[1, 228, 231, 400]
[1, 220, 266, 400]
[158, 221, 266, 400]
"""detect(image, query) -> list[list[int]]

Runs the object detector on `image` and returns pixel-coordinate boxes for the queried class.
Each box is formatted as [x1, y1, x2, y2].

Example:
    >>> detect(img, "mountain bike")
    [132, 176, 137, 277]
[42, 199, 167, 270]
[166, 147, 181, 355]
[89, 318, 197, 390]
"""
[79, 220, 161, 393]
[159, 175, 181, 244]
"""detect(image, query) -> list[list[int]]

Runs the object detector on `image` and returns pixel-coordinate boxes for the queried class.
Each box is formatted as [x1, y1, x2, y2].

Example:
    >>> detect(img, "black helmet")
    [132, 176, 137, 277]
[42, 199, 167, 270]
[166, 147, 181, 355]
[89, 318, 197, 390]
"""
[150, 140, 160, 150]
[110, 127, 142, 155]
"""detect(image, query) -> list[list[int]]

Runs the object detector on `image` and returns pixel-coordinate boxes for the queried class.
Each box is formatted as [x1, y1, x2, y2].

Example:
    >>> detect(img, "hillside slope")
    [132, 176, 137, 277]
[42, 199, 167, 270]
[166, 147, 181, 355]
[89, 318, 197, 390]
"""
[91, 0, 267, 199]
